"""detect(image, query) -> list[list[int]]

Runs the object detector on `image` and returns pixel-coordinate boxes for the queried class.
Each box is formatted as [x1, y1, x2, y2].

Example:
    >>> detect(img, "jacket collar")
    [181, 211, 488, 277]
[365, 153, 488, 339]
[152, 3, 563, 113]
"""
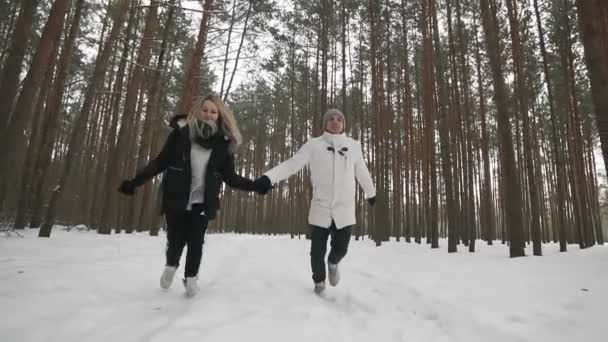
[322, 131, 347, 148]
[169, 114, 188, 128]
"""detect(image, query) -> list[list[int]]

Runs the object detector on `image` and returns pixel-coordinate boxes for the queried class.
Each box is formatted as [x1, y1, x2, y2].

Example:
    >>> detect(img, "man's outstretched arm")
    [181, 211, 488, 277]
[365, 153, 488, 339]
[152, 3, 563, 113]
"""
[354, 141, 376, 200]
[264, 141, 312, 184]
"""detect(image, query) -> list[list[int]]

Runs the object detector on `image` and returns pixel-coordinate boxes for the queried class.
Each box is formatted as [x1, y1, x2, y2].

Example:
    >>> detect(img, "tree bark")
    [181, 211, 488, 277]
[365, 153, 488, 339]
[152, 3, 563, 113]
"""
[533, 0, 568, 251]
[506, 0, 542, 255]
[575, 0, 608, 177]
[479, 0, 525, 257]
[178, 0, 214, 114]
[0, 0, 68, 210]
[0, 0, 38, 136]
[39, 0, 131, 237]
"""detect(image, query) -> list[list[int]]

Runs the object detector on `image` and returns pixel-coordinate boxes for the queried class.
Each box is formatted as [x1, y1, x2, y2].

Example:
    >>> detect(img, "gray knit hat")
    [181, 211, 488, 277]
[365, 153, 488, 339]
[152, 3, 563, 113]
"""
[323, 109, 346, 133]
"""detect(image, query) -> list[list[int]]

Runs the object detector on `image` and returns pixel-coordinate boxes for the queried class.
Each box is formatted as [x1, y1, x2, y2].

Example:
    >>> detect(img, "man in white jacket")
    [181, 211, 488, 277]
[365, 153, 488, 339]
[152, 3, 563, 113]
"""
[254, 109, 376, 294]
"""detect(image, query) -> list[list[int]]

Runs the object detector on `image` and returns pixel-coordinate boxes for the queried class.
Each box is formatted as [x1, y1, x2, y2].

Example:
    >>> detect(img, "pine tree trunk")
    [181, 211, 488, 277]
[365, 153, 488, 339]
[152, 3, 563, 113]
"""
[533, 0, 568, 252]
[559, 0, 591, 248]
[110, 0, 158, 233]
[39, 0, 131, 238]
[506, 0, 542, 255]
[223, 0, 252, 102]
[479, 0, 525, 257]
[400, 2, 413, 243]
[0, 0, 38, 136]
[341, 0, 347, 112]
[27, 0, 84, 227]
[79, 95, 105, 225]
[137, 2, 176, 232]
[13, 43, 59, 229]
[0, 1, 20, 65]
[87, 93, 112, 228]
[219, 0, 237, 98]
[454, 0, 476, 251]
[0, 0, 69, 211]
[97, 3, 137, 234]
[369, 0, 383, 244]
[575, 0, 608, 178]
[429, 0, 453, 251]
[178, 0, 214, 114]
[320, 0, 330, 115]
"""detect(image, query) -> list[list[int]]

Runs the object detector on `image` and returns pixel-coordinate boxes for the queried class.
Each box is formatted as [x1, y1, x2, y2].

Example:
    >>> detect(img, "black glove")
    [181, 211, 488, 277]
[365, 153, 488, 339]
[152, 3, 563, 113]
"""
[253, 175, 272, 195]
[118, 179, 137, 196]
[367, 196, 376, 207]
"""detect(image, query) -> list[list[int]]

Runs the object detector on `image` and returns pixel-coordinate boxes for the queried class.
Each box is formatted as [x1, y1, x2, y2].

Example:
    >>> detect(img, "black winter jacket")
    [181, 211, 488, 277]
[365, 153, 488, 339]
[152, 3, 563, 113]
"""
[132, 122, 254, 219]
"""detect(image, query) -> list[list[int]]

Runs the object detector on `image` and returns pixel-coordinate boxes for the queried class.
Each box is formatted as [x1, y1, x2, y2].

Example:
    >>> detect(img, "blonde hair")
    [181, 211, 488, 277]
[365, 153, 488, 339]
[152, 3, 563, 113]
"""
[187, 94, 243, 153]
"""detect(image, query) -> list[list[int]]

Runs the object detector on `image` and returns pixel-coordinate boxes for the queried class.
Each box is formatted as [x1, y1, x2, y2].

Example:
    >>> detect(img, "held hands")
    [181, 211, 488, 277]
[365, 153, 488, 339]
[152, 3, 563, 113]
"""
[118, 179, 137, 196]
[253, 175, 272, 195]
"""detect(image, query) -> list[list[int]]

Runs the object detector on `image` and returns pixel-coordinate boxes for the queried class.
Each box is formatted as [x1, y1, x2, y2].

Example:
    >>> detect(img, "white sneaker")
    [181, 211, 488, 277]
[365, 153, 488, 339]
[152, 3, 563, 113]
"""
[184, 277, 200, 298]
[314, 281, 326, 294]
[328, 263, 340, 286]
[160, 266, 177, 289]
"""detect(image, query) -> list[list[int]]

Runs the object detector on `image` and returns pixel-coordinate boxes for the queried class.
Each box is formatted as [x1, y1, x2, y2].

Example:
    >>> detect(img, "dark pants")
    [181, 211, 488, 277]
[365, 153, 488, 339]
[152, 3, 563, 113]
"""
[164, 203, 209, 278]
[310, 221, 352, 283]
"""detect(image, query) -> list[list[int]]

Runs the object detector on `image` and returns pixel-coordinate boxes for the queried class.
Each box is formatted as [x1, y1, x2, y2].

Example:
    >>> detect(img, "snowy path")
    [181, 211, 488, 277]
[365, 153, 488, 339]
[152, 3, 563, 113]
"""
[1, 229, 607, 342]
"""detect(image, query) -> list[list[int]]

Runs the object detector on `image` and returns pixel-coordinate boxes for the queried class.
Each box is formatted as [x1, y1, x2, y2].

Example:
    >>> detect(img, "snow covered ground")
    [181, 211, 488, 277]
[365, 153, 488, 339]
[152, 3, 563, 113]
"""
[1, 228, 607, 342]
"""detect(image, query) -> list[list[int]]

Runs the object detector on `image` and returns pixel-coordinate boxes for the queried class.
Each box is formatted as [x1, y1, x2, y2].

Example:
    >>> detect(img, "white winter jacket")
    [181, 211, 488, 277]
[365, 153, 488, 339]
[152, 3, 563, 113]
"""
[264, 132, 376, 229]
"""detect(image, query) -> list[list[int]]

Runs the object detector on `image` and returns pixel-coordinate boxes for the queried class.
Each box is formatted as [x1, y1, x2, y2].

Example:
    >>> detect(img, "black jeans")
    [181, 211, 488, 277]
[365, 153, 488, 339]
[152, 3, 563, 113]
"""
[164, 203, 209, 278]
[310, 221, 352, 283]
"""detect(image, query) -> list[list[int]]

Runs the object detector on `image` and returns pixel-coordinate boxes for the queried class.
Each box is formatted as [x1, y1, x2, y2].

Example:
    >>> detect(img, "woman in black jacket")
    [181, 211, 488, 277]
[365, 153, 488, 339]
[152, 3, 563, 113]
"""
[118, 94, 268, 297]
